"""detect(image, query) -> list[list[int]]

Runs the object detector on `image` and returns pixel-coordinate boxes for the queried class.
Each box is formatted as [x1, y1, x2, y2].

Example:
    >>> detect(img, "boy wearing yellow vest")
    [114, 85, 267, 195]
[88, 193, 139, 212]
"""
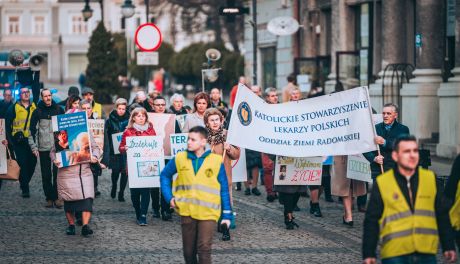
[362, 135, 457, 264]
[161, 126, 232, 264]
[446, 154, 460, 251]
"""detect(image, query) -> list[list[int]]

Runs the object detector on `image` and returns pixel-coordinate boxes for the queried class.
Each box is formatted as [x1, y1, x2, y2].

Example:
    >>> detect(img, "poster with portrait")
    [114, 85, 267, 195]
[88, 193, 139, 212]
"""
[111, 132, 123, 155]
[346, 154, 372, 183]
[274, 156, 323, 185]
[170, 133, 188, 156]
[0, 119, 6, 174]
[88, 119, 104, 155]
[148, 113, 176, 158]
[127, 136, 165, 188]
[51, 111, 92, 168]
[231, 147, 247, 183]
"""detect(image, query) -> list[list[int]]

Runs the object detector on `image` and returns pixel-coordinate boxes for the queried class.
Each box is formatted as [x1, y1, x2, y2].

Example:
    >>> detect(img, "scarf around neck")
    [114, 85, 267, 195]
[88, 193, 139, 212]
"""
[133, 123, 149, 132]
[207, 126, 225, 146]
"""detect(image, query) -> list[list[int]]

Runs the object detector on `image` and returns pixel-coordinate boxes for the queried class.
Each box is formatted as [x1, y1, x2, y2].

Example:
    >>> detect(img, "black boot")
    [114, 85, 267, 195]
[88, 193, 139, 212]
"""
[284, 214, 299, 230]
[111, 185, 116, 199]
[309, 201, 323, 217]
[81, 225, 93, 237]
[118, 192, 125, 202]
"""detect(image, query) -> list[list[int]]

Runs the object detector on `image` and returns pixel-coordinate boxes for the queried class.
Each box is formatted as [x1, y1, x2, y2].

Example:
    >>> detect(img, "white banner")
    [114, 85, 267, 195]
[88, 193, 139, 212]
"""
[127, 136, 165, 188]
[111, 132, 123, 155]
[170, 133, 188, 156]
[274, 156, 323, 185]
[227, 84, 377, 157]
[0, 119, 6, 174]
[346, 154, 372, 183]
[231, 148, 247, 183]
[148, 113, 176, 159]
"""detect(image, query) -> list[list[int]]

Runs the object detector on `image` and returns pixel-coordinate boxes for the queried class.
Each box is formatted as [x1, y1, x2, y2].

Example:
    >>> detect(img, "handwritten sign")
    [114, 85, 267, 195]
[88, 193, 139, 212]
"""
[127, 136, 165, 188]
[274, 156, 323, 185]
[170, 133, 188, 156]
[111, 132, 123, 155]
[346, 154, 372, 183]
[0, 119, 6, 174]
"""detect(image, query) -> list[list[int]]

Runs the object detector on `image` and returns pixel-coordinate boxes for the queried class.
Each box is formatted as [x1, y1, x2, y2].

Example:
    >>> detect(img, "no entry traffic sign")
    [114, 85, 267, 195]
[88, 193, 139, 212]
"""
[134, 23, 163, 52]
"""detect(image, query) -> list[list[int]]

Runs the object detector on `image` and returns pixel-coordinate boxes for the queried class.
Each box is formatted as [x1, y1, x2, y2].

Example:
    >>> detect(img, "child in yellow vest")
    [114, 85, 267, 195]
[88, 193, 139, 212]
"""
[161, 126, 232, 264]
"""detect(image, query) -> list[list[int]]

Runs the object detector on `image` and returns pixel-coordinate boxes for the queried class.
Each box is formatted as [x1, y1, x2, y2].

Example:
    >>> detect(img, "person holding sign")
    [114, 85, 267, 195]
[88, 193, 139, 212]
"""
[204, 108, 240, 230]
[182, 92, 210, 132]
[50, 122, 101, 237]
[119, 107, 157, 226]
[101, 98, 129, 202]
[160, 126, 232, 264]
[362, 136, 456, 264]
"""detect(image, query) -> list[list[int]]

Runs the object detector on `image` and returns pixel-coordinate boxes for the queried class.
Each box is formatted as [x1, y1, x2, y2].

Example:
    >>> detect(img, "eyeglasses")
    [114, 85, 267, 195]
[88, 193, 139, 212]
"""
[20, 91, 30, 94]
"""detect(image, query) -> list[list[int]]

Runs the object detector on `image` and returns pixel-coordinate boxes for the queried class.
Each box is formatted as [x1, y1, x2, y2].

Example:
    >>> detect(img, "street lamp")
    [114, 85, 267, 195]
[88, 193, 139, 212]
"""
[121, 0, 136, 19]
[82, 0, 93, 21]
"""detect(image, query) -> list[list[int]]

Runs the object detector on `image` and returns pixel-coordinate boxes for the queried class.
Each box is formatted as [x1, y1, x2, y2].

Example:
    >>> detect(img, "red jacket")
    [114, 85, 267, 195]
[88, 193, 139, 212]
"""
[119, 124, 156, 153]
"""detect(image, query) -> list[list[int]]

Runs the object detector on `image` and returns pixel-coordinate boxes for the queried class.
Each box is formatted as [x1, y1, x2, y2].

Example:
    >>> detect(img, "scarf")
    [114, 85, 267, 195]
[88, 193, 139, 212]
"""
[206, 126, 226, 146]
[133, 123, 149, 132]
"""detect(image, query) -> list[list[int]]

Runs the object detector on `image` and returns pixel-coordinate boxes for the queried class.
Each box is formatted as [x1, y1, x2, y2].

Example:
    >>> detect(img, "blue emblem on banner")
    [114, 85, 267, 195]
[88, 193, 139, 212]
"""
[237, 102, 252, 126]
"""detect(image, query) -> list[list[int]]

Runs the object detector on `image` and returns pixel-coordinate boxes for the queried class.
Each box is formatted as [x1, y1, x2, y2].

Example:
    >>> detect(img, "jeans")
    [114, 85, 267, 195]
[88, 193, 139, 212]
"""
[14, 143, 37, 193]
[382, 253, 437, 264]
[180, 216, 216, 264]
[150, 187, 169, 213]
[39, 151, 58, 201]
[130, 188, 150, 219]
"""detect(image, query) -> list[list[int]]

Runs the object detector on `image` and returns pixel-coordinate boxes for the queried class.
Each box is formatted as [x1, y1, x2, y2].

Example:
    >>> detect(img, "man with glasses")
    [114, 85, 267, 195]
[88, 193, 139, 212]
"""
[5, 87, 37, 197]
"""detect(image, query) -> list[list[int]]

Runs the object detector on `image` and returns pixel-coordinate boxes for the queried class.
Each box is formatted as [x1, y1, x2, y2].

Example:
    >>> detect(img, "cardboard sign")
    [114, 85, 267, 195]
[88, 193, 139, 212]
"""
[111, 132, 123, 155]
[274, 156, 323, 185]
[51, 112, 92, 168]
[148, 113, 176, 158]
[170, 133, 188, 156]
[87, 119, 104, 155]
[346, 154, 372, 183]
[0, 119, 6, 174]
[231, 147, 247, 183]
[127, 136, 165, 188]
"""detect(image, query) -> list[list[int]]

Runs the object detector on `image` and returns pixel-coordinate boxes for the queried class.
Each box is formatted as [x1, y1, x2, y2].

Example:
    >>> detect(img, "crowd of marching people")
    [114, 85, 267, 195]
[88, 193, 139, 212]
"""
[0, 73, 459, 264]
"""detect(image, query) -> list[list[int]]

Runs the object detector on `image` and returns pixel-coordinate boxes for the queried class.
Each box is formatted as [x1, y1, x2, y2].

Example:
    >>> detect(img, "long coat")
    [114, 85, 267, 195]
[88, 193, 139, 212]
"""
[331, 156, 367, 197]
[51, 133, 101, 201]
[209, 130, 240, 187]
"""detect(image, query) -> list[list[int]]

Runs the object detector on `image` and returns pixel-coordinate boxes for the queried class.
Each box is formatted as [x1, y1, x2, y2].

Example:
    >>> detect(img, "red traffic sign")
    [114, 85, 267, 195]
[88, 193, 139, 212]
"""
[134, 23, 163, 52]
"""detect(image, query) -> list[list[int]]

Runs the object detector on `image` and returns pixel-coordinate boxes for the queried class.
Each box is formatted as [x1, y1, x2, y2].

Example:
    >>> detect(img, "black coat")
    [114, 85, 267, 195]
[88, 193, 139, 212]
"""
[102, 110, 129, 166]
[363, 121, 409, 177]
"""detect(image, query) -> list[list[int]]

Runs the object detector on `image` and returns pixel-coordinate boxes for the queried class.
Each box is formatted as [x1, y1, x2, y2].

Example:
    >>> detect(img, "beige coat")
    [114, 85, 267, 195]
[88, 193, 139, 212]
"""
[331, 156, 367, 197]
[210, 131, 240, 193]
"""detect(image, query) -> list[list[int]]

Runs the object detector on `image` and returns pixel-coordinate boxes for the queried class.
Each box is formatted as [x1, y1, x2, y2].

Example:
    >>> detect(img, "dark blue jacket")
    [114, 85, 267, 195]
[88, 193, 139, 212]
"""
[363, 121, 409, 177]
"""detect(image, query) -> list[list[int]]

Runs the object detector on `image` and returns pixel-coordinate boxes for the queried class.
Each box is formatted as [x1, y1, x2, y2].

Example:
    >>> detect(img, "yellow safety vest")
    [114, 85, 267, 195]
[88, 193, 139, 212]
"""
[450, 181, 460, 231]
[377, 168, 438, 259]
[173, 152, 222, 221]
[92, 102, 103, 119]
[12, 102, 36, 137]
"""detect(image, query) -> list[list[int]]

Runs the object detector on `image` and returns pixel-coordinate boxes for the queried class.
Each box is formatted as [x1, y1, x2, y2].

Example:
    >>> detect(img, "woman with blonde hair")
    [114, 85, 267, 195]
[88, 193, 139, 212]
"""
[119, 107, 157, 226]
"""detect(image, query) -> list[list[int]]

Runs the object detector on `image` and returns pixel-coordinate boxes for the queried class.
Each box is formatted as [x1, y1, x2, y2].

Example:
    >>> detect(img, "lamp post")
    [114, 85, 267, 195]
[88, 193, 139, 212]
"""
[121, 0, 150, 22]
[82, 0, 104, 23]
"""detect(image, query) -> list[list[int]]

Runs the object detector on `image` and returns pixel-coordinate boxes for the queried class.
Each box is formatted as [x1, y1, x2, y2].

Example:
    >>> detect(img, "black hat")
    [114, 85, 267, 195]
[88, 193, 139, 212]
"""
[68, 86, 80, 96]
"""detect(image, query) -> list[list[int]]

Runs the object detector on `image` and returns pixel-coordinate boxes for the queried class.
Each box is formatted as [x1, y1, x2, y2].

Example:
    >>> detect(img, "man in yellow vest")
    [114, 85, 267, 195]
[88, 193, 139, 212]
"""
[161, 126, 232, 264]
[362, 135, 457, 264]
[81, 87, 105, 119]
[446, 154, 460, 251]
[5, 87, 37, 198]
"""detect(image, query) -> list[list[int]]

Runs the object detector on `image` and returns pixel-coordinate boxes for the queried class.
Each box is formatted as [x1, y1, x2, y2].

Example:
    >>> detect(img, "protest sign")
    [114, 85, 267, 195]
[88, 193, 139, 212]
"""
[127, 136, 165, 188]
[111, 132, 123, 155]
[175, 115, 188, 132]
[51, 112, 92, 168]
[170, 133, 188, 156]
[0, 119, 6, 174]
[231, 148, 247, 183]
[227, 84, 377, 157]
[274, 156, 323, 185]
[88, 119, 104, 154]
[372, 114, 383, 125]
[148, 113, 176, 158]
[346, 154, 372, 183]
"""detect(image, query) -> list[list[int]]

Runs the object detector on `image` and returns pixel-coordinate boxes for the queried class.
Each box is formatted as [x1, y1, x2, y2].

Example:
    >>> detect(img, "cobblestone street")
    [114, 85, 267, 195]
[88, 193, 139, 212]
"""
[0, 159, 452, 263]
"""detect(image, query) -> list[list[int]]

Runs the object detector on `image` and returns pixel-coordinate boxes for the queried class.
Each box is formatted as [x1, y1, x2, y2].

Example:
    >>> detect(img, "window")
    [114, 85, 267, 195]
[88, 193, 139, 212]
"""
[33, 16, 45, 34]
[68, 53, 88, 78]
[261, 47, 277, 89]
[8, 16, 20, 34]
[71, 16, 87, 34]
